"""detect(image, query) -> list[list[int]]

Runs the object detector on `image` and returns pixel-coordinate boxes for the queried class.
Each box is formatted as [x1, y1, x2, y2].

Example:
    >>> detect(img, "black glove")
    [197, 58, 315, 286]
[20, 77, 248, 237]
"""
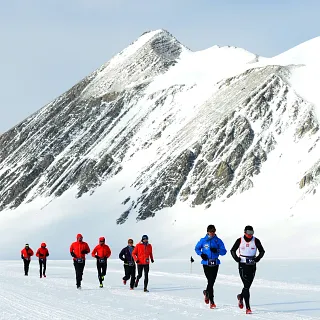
[151, 259, 154, 263]
[124, 258, 128, 263]
[81, 250, 88, 254]
[46, 253, 49, 257]
[237, 257, 241, 263]
[95, 255, 100, 259]
[210, 247, 218, 253]
[201, 253, 208, 261]
[21, 254, 24, 259]
[70, 252, 76, 258]
[254, 257, 260, 263]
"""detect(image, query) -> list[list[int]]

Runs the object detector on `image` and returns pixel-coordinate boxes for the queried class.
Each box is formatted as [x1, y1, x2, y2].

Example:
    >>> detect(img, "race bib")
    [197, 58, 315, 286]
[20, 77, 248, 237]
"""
[208, 259, 217, 266]
[246, 258, 255, 265]
[128, 261, 135, 266]
[99, 259, 105, 263]
[76, 258, 84, 263]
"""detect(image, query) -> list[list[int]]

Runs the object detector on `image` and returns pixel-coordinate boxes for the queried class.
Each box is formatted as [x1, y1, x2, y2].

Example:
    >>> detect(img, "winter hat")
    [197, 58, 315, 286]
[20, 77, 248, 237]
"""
[141, 235, 148, 240]
[41, 242, 46, 248]
[244, 225, 254, 234]
[207, 224, 216, 232]
[77, 234, 83, 240]
[99, 237, 105, 242]
[25, 243, 29, 247]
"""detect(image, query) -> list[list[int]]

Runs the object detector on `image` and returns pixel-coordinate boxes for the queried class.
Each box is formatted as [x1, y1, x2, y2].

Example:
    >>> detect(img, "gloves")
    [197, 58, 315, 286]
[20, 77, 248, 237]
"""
[70, 252, 76, 258]
[210, 247, 218, 253]
[254, 257, 260, 263]
[236, 257, 241, 263]
[95, 255, 100, 259]
[124, 259, 128, 263]
[201, 253, 208, 261]
[46, 253, 49, 257]
[21, 254, 24, 259]
[81, 250, 88, 254]
[151, 259, 154, 263]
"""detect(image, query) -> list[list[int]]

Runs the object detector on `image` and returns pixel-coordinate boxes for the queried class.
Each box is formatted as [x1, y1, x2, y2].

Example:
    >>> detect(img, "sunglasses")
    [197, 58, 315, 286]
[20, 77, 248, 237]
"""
[207, 230, 216, 234]
[245, 230, 254, 235]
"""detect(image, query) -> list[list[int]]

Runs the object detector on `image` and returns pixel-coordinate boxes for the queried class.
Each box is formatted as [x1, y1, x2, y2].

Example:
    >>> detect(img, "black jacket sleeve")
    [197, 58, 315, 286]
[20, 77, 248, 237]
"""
[118, 248, 125, 261]
[254, 238, 265, 262]
[230, 238, 241, 262]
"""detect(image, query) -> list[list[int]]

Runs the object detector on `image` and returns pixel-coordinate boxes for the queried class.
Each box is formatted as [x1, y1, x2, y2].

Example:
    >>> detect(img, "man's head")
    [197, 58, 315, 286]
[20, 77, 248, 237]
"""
[77, 234, 83, 242]
[207, 224, 216, 238]
[41, 242, 46, 248]
[244, 225, 254, 238]
[25, 243, 29, 249]
[141, 235, 148, 243]
[99, 237, 105, 245]
[128, 238, 134, 246]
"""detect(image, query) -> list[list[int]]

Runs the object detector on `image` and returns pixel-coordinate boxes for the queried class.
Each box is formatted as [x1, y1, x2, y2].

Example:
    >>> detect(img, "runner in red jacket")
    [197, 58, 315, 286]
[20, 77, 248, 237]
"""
[132, 235, 154, 292]
[36, 242, 49, 278]
[21, 244, 34, 276]
[91, 237, 111, 288]
[70, 234, 90, 289]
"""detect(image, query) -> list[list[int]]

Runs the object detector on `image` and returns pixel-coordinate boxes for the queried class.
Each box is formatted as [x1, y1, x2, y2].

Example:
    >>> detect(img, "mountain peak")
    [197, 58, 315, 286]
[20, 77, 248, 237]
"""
[81, 29, 185, 98]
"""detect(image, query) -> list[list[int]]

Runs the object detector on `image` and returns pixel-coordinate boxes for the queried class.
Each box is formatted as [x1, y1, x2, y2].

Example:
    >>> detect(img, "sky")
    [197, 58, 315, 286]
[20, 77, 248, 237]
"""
[0, 0, 319, 133]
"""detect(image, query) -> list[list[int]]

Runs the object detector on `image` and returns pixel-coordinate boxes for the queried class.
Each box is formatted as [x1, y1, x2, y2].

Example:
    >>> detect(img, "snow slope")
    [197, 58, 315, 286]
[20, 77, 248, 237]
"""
[0, 259, 319, 319]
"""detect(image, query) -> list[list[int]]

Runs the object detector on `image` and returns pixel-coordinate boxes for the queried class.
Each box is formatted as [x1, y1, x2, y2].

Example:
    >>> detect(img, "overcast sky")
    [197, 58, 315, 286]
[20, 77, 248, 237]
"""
[1, 0, 319, 132]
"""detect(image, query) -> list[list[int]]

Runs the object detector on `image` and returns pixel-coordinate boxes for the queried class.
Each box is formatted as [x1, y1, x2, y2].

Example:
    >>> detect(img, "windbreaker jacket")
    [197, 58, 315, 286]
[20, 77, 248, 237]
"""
[132, 242, 153, 265]
[91, 244, 111, 259]
[21, 247, 34, 260]
[195, 234, 227, 265]
[36, 247, 49, 260]
[70, 241, 90, 260]
[119, 246, 135, 264]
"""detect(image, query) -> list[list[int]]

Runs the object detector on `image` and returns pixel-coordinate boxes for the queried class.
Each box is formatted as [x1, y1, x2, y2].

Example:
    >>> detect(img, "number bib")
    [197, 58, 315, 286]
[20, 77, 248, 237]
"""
[208, 259, 217, 266]
[76, 258, 84, 263]
[246, 258, 255, 265]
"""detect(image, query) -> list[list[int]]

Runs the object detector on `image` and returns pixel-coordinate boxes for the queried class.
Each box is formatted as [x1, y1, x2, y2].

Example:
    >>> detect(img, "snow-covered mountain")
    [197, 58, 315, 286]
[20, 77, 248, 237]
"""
[0, 30, 320, 259]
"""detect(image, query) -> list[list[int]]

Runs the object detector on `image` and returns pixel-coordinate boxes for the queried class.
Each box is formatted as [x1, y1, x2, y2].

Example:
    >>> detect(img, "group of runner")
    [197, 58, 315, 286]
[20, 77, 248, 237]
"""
[21, 224, 264, 314]
[195, 224, 265, 314]
[20, 234, 153, 291]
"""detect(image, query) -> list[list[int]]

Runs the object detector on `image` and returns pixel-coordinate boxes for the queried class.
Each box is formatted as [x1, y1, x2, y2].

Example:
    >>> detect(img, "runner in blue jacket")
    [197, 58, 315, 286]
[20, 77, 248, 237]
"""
[195, 224, 227, 308]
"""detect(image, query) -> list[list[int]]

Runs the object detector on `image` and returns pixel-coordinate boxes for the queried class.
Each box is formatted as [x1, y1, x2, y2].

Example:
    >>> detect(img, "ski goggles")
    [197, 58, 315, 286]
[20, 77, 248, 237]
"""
[245, 230, 254, 235]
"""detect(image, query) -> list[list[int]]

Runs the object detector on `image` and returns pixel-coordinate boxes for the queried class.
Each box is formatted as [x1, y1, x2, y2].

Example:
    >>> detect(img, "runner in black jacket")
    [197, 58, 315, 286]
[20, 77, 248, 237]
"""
[119, 239, 136, 290]
[230, 225, 265, 314]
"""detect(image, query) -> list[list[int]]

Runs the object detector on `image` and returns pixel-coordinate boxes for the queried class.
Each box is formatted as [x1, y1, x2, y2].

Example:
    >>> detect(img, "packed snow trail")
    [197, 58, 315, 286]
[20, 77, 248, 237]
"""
[0, 260, 319, 320]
